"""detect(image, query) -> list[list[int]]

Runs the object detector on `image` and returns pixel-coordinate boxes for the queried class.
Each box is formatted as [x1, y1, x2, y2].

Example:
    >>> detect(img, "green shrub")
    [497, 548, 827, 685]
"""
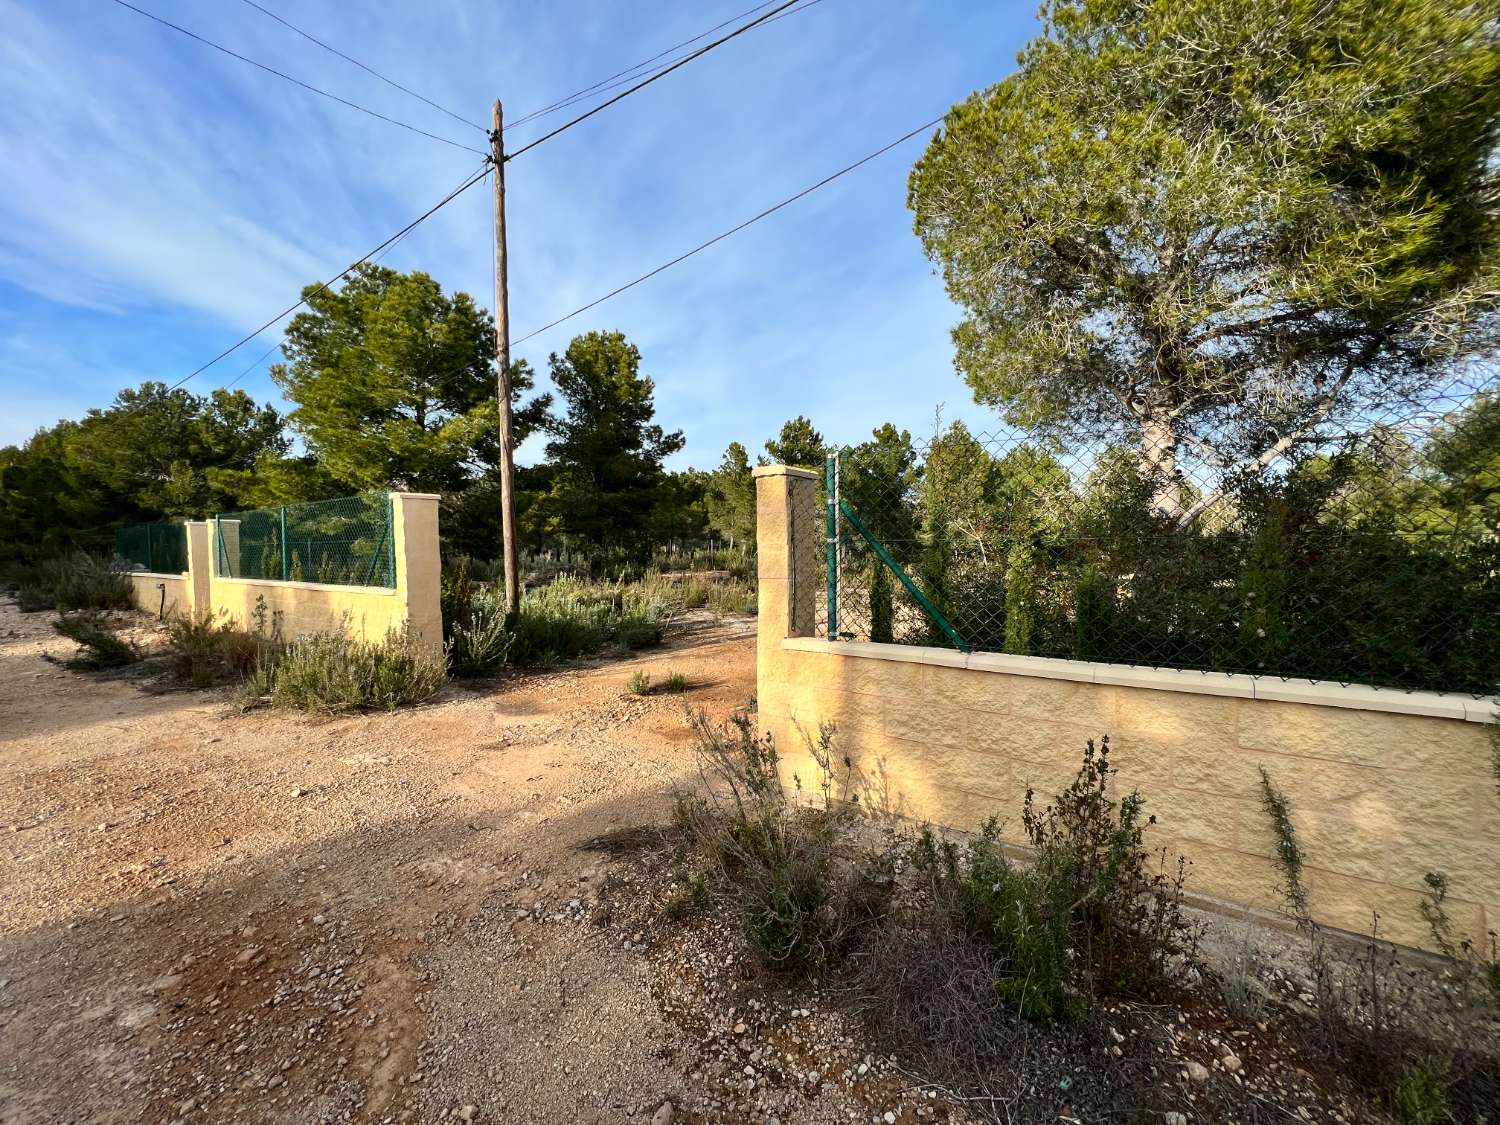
[167, 611, 271, 688]
[241, 626, 445, 712]
[1392, 1058, 1451, 1125]
[660, 671, 688, 693]
[52, 612, 136, 669]
[13, 553, 134, 613]
[912, 737, 1191, 1020]
[447, 586, 513, 677]
[673, 712, 894, 972]
[628, 670, 652, 695]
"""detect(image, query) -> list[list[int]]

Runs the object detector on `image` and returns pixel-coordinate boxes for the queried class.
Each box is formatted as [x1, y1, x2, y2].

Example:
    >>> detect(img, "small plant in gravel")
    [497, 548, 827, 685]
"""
[51, 612, 136, 669]
[659, 671, 688, 693]
[628, 670, 652, 695]
[910, 737, 1193, 1020]
[240, 625, 445, 712]
[673, 711, 895, 972]
[168, 610, 274, 688]
[14, 553, 134, 613]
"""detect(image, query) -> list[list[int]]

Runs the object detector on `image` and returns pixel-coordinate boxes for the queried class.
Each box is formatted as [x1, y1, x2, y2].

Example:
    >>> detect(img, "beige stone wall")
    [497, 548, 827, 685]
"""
[755, 466, 1500, 952]
[126, 572, 192, 619]
[122, 495, 443, 650]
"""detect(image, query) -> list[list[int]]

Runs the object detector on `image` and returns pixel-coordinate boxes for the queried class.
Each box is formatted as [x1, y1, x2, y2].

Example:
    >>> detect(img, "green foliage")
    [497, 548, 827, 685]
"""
[762, 416, 826, 470]
[15, 553, 135, 613]
[704, 442, 757, 549]
[272, 264, 549, 495]
[1073, 566, 1112, 661]
[1001, 540, 1037, 655]
[1392, 1058, 1452, 1125]
[167, 611, 273, 689]
[673, 713, 893, 972]
[0, 384, 285, 560]
[534, 331, 684, 556]
[912, 737, 1191, 1020]
[660, 670, 688, 694]
[52, 612, 136, 670]
[909, 0, 1500, 521]
[241, 625, 445, 712]
[628, 670, 652, 695]
[1258, 768, 1310, 924]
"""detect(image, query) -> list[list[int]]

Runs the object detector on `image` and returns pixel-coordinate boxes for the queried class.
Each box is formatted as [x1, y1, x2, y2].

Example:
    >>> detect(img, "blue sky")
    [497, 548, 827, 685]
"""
[0, 0, 1040, 468]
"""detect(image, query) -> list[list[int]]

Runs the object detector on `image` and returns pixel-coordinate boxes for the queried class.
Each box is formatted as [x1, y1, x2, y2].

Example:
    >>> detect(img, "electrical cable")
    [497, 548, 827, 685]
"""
[512, 115, 943, 345]
[504, 0, 784, 131]
[169, 160, 493, 390]
[502, 0, 804, 162]
[236, 0, 484, 133]
[107, 0, 489, 156]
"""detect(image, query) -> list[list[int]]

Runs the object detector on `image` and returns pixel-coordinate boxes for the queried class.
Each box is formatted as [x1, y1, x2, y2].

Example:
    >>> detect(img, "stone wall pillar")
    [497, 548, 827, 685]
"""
[754, 465, 819, 729]
[391, 492, 443, 650]
[184, 520, 212, 617]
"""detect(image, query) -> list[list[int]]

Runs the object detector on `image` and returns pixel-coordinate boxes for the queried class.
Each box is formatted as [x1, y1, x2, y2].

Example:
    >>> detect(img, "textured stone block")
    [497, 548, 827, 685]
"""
[1238, 700, 1491, 775]
[1113, 686, 1241, 746]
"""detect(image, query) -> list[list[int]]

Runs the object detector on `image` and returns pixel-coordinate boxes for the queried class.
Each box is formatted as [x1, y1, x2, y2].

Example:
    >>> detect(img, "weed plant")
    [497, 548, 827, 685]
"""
[52, 612, 136, 669]
[241, 625, 445, 712]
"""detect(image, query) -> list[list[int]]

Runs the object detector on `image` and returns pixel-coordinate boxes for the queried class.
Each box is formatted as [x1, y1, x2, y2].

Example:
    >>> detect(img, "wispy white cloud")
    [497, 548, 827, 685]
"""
[0, 0, 1036, 463]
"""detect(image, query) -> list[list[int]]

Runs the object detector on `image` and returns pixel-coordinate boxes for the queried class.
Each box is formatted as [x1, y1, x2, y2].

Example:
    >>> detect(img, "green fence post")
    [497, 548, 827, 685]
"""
[825, 454, 838, 641]
[146, 524, 154, 573]
[279, 506, 290, 581]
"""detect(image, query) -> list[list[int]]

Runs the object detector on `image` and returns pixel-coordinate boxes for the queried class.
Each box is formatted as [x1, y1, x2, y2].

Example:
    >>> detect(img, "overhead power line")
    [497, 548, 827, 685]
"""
[162, 0, 807, 386]
[107, 0, 489, 157]
[512, 116, 945, 345]
[170, 161, 493, 391]
[236, 0, 485, 133]
[503, 0, 804, 161]
[506, 0, 828, 134]
[506, 0, 783, 131]
[220, 183, 452, 392]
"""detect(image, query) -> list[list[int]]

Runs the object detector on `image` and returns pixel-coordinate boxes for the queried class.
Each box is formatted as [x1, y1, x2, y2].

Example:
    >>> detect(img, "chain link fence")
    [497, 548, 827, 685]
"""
[802, 366, 1499, 697]
[214, 494, 396, 588]
[114, 522, 188, 574]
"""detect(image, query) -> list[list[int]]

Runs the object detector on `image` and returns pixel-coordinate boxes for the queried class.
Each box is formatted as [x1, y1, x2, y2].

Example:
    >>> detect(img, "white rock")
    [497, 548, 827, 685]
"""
[1222, 1053, 1242, 1073]
[1166, 1113, 1188, 1125]
[1184, 1060, 1210, 1082]
[651, 1103, 673, 1125]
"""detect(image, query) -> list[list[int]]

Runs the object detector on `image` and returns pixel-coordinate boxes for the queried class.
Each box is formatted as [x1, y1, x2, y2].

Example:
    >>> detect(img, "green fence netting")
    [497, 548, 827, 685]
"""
[214, 493, 396, 588]
[809, 366, 1500, 698]
[114, 522, 188, 574]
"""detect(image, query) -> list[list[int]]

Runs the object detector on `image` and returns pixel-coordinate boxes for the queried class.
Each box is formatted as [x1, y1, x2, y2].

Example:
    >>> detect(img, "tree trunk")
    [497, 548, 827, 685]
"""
[1139, 409, 1185, 520]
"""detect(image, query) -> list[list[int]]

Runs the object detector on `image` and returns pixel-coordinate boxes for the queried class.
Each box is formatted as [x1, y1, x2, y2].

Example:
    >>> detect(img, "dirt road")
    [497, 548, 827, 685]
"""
[0, 601, 780, 1124]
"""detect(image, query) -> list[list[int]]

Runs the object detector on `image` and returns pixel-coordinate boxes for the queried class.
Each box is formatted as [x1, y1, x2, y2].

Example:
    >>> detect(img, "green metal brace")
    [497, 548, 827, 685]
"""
[838, 498, 971, 654]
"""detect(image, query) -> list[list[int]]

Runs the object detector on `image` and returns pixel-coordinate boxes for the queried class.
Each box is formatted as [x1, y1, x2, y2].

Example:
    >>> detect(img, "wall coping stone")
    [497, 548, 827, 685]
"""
[126, 571, 189, 580]
[211, 576, 398, 596]
[752, 465, 818, 481]
[781, 637, 1498, 724]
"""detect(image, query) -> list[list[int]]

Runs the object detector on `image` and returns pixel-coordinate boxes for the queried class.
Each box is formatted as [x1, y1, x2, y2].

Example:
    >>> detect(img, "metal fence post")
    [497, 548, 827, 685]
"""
[279, 506, 290, 581]
[825, 453, 838, 641]
[146, 524, 154, 573]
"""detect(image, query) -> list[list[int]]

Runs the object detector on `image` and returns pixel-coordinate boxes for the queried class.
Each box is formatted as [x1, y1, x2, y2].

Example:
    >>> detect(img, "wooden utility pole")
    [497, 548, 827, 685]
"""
[491, 99, 521, 615]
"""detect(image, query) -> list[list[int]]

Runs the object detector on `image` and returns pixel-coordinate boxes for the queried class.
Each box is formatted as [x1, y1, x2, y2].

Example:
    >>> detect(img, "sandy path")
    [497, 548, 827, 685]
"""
[0, 601, 755, 1124]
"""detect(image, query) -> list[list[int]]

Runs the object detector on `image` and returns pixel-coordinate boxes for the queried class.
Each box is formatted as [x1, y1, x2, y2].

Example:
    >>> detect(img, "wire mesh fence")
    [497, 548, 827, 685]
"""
[114, 522, 188, 574]
[805, 365, 1499, 698]
[214, 494, 396, 588]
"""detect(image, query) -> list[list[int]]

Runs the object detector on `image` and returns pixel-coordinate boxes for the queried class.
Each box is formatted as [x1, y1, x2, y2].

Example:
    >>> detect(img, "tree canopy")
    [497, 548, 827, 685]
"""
[272, 264, 549, 495]
[535, 330, 686, 552]
[909, 0, 1500, 522]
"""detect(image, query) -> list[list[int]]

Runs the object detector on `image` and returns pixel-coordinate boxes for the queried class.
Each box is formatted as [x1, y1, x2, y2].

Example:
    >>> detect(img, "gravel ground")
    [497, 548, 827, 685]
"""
[3, 599, 1494, 1125]
[0, 599, 772, 1124]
